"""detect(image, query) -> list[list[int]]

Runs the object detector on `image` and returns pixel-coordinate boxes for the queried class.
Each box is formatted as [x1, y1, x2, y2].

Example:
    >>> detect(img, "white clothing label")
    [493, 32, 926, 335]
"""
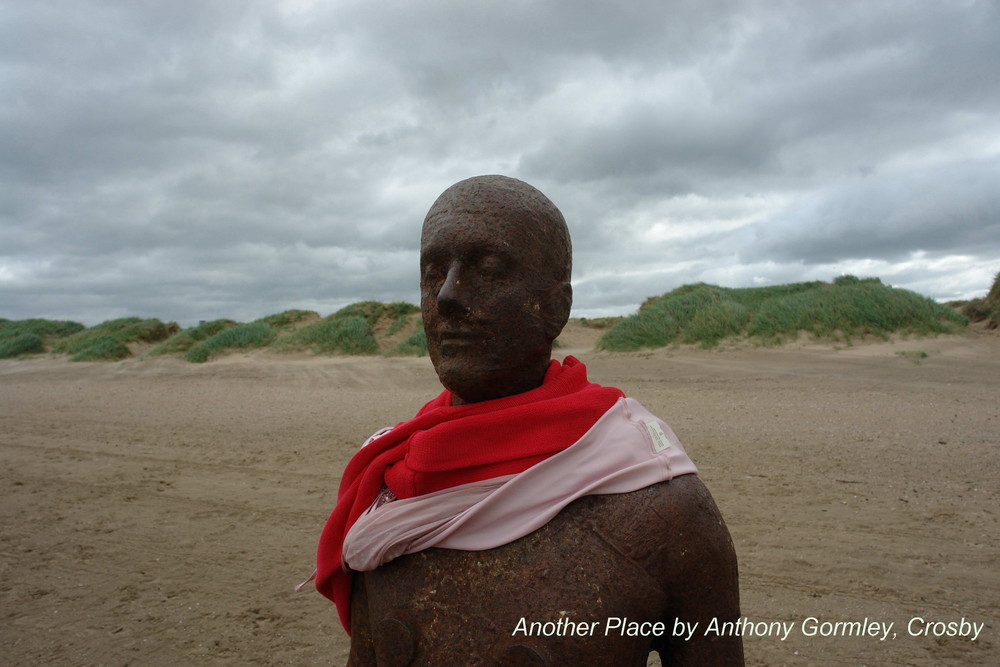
[645, 421, 671, 452]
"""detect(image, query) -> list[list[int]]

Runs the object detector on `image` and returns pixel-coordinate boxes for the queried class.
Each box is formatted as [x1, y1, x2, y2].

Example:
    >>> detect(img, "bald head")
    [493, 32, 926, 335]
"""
[424, 175, 572, 283]
[419, 175, 574, 404]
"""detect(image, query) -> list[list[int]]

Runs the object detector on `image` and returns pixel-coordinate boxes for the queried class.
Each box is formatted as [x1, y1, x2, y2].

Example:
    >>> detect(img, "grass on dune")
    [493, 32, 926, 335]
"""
[0, 318, 85, 341]
[385, 312, 415, 338]
[52, 317, 180, 361]
[959, 270, 1000, 330]
[0, 318, 86, 358]
[334, 301, 420, 329]
[147, 319, 239, 356]
[0, 333, 46, 359]
[272, 302, 420, 357]
[154, 304, 417, 362]
[386, 328, 427, 356]
[184, 321, 277, 363]
[255, 309, 319, 330]
[273, 315, 378, 355]
[71, 335, 132, 362]
[1, 304, 421, 362]
[151, 311, 316, 359]
[598, 276, 969, 351]
[14, 275, 981, 363]
[54, 317, 178, 354]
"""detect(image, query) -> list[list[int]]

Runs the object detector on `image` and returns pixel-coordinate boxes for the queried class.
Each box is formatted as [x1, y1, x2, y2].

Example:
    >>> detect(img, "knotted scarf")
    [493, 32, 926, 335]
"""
[315, 356, 624, 633]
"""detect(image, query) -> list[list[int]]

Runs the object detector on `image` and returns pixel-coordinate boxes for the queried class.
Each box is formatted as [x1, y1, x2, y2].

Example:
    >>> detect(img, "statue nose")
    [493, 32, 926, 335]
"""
[436, 265, 468, 314]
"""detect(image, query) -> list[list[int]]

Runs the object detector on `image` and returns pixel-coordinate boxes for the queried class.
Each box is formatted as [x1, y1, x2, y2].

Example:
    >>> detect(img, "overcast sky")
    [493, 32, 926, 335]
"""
[2, 1, 998, 327]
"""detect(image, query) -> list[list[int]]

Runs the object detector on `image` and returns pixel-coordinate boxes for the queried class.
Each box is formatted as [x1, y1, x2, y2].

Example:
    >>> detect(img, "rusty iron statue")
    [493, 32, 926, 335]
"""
[315, 176, 743, 666]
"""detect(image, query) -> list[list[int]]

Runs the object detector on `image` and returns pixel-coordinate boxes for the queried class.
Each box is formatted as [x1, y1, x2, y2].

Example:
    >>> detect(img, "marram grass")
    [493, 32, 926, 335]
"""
[0, 333, 46, 359]
[154, 303, 422, 362]
[334, 301, 420, 328]
[184, 322, 277, 363]
[0, 318, 85, 342]
[273, 315, 378, 355]
[148, 319, 238, 356]
[16, 280, 971, 362]
[71, 335, 131, 362]
[960, 270, 1000, 330]
[255, 309, 319, 330]
[386, 329, 427, 357]
[54, 317, 178, 356]
[598, 277, 968, 351]
[0, 317, 86, 358]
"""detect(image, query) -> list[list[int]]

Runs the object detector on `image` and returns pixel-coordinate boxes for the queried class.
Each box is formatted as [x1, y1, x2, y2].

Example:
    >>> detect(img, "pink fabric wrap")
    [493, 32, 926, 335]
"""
[342, 397, 697, 571]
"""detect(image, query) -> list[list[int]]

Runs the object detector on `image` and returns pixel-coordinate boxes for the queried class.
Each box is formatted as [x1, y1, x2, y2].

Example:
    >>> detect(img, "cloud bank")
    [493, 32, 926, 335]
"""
[2, 0, 998, 325]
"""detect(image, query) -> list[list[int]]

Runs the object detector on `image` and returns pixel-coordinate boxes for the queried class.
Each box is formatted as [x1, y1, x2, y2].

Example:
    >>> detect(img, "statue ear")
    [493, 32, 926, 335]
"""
[544, 281, 573, 342]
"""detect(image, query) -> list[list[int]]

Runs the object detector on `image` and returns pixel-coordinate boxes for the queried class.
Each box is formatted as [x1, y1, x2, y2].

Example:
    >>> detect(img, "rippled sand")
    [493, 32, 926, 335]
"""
[2, 326, 997, 665]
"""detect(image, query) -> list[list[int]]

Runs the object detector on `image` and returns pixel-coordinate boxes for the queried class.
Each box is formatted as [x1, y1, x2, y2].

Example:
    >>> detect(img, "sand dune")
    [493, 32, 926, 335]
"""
[1, 330, 997, 665]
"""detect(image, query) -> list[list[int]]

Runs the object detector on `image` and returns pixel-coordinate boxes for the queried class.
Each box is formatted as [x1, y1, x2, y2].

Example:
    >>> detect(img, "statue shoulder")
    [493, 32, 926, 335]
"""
[569, 475, 734, 582]
[629, 476, 743, 663]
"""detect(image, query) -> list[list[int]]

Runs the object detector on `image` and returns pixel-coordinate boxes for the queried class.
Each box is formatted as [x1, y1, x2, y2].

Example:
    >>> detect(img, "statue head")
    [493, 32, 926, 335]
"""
[420, 175, 572, 405]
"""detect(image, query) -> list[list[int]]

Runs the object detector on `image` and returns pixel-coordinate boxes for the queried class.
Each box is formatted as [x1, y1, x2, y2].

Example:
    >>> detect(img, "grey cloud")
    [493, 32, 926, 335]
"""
[1, 1, 998, 325]
[523, 1, 1000, 197]
[2, 242, 421, 327]
[745, 159, 1000, 264]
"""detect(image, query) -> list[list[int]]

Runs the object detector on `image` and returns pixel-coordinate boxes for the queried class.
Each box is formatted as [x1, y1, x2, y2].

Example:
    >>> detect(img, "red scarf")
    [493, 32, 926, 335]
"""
[315, 356, 623, 632]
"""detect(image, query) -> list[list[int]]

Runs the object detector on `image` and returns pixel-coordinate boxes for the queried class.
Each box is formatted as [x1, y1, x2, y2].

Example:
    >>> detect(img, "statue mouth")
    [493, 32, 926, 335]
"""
[435, 327, 489, 358]
[439, 339, 477, 354]
[437, 326, 484, 342]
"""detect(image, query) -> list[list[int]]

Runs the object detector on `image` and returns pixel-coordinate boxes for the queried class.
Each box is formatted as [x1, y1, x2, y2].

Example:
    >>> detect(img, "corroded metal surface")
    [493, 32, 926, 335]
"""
[419, 175, 572, 406]
[342, 176, 742, 666]
[347, 476, 740, 666]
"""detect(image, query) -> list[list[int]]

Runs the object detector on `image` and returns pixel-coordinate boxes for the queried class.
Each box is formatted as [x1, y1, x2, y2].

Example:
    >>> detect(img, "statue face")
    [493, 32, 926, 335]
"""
[420, 199, 569, 405]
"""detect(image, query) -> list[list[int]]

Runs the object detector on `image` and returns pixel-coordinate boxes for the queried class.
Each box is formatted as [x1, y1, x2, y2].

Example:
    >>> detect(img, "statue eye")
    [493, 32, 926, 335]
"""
[421, 263, 446, 287]
[478, 255, 506, 278]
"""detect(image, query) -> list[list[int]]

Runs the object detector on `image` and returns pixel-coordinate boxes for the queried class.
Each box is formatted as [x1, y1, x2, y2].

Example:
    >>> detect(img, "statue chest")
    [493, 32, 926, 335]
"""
[351, 488, 672, 666]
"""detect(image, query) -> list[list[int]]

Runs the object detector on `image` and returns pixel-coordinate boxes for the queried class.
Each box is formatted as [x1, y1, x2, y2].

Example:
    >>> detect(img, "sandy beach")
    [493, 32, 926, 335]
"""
[2, 326, 998, 665]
